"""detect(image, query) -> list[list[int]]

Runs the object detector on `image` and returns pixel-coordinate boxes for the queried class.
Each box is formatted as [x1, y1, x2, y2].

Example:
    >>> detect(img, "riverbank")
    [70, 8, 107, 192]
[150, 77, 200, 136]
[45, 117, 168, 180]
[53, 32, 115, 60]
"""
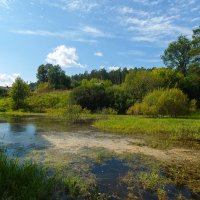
[94, 115, 200, 150]
[1, 115, 200, 199]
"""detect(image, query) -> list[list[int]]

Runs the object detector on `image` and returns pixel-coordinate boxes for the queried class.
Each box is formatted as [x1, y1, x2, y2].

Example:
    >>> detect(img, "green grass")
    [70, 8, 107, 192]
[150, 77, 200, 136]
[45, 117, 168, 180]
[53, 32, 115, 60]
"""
[0, 150, 57, 199]
[94, 115, 200, 149]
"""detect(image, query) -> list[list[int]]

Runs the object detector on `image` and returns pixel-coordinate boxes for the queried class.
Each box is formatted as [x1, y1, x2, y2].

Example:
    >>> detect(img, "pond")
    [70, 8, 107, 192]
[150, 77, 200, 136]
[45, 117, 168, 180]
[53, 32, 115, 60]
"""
[0, 116, 199, 200]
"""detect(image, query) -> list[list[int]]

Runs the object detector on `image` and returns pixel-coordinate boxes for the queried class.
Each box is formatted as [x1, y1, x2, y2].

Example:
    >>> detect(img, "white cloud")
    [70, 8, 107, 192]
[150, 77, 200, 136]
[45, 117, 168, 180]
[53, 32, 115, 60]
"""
[46, 45, 85, 68]
[47, 0, 99, 12]
[0, 73, 20, 87]
[11, 29, 98, 44]
[131, 0, 160, 5]
[94, 52, 103, 57]
[107, 66, 120, 71]
[118, 6, 148, 16]
[82, 26, 107, 38]
[0, 0, 12, 9]
[122, 15, 192, 43]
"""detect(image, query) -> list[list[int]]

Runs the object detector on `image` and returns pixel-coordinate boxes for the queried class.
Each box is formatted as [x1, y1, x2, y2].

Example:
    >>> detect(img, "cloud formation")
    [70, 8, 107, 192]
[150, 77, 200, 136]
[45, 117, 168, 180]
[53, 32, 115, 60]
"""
[94, 52, 103, 57]
[0, 73, 20, 87]
[0, 0, 12, 9]
[46, 45, 85, 68]
[47, 0, 99, 12]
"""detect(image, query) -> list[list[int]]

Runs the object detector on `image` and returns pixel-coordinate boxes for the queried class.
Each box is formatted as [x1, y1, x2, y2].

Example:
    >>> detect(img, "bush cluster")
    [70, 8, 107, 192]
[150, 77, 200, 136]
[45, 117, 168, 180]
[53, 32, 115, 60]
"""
[127, 88, 196, 117]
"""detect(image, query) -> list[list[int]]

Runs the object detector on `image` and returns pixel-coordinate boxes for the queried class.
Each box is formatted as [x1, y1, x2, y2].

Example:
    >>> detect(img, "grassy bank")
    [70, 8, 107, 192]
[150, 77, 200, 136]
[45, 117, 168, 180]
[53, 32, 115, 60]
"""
[0, 150, 57, 199]
[94, 115, 200, 149]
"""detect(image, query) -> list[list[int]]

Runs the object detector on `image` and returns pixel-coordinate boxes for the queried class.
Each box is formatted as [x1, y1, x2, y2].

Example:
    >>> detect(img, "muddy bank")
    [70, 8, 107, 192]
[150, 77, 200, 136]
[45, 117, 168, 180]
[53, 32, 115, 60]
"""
[41, 131, 200, 164]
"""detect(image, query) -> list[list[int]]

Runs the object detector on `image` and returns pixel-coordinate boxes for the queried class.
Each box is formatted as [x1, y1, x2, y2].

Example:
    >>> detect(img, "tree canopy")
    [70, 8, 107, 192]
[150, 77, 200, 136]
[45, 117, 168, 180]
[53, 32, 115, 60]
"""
[161, 35, 192, 75]
[9, 77, 30, 110]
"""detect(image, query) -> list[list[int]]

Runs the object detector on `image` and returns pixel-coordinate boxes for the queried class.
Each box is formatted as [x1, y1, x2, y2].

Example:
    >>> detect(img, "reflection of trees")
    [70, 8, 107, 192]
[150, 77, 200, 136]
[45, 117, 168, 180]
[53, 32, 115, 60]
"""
[9, 123, 26, 133]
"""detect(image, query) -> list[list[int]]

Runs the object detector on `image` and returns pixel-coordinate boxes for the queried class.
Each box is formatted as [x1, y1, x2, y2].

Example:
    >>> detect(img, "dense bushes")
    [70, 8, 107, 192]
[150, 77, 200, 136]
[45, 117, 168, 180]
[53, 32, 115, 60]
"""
[70, 79, 128, 113]
[128, 88, 195, 117]
[27, 91, 70, 112]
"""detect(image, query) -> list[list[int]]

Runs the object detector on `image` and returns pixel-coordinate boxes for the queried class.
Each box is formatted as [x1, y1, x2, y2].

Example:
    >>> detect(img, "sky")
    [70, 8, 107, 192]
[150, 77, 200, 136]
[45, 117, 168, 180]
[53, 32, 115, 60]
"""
[0, 0, 200, 86]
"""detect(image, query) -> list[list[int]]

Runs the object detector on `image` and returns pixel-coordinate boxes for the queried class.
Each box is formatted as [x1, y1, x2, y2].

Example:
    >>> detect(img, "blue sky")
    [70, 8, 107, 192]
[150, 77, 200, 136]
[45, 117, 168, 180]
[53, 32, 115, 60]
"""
[0, 0, 199, 86]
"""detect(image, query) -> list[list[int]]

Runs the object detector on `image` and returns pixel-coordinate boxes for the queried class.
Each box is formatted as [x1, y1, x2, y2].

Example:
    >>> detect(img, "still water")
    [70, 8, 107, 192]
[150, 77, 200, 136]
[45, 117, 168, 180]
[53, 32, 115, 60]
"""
[0, 116, 199, 200]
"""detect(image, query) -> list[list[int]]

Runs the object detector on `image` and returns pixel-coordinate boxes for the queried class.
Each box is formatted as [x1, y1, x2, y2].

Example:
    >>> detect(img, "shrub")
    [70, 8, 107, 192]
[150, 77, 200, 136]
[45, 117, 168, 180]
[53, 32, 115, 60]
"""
[27, 91, 69, 112]
[127, 102, 142, 115]
[36, 82, 52, 93]
[0, 98, 12, 112]
[101, 107, 117, 115]
[128, 88, 195, 117]
[63, 105, 83, 123]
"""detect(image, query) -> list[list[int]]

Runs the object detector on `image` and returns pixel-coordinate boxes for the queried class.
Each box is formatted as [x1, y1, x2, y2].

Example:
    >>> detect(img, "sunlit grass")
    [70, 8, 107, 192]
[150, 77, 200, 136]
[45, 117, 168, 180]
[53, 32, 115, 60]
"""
[0, 150, 57, 199]
[94, 115, 200, 149]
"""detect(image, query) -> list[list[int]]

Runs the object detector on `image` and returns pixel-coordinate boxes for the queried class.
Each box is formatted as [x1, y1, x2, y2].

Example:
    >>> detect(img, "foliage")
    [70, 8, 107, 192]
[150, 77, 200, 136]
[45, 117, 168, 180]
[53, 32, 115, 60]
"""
[63, 104, 82, 123]
[0, 150, 56, 199]
[107, 85, 128, 114]
[127, 102, 143, 115]
[36, 64, 71, 89]
[189, 26, 200, 67]
[0, 98, 12, 112]
[100, 107, 117, 115]
[156, 88, 189, 116]
[70, 79, 112, 111]
[9, 77, 30, 110]
[37, 64, 52, 83]
[124, 70, 161, 103]
[152, 68, 184, 88]
[0, 87, 8, 97]
[128, 88, 193, 117]
[71, 68, 128, 86]
[36, 82, 52, 93]
[27, 91, 69, 113]
[47, 65, 71, 89]
[161, 35, 192, 75]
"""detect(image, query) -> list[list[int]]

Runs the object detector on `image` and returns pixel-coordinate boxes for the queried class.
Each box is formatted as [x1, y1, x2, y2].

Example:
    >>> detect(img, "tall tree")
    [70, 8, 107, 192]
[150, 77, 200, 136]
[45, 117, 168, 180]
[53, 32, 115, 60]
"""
[124, 70, 161, 104]
[9, 77, 30, 110]
[161, 35, 192, 75]
[36, 64, 52, 83]
[47, 65, 71, 89]
[189, 26, 200, 69]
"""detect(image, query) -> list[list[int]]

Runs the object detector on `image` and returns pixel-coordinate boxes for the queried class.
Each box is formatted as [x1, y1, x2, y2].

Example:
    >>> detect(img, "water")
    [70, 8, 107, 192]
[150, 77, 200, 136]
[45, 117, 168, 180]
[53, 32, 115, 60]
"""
[0, 116, 199, 200]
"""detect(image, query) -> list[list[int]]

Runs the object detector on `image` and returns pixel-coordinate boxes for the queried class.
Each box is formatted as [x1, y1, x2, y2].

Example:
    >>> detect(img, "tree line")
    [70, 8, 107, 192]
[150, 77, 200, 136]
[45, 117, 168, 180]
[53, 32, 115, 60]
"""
[3, 26, 200, 116]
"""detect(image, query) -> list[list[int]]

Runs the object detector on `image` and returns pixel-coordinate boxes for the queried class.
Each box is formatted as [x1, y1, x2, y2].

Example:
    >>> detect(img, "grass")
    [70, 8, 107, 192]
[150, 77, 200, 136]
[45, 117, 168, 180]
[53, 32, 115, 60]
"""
[0, 150, 57, 199]
[94, 115, 200, 149]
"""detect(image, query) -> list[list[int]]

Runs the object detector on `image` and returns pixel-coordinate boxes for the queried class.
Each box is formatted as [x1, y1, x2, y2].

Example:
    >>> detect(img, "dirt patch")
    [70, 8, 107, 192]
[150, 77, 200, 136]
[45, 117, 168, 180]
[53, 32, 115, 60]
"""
[42, 131, 200, 164]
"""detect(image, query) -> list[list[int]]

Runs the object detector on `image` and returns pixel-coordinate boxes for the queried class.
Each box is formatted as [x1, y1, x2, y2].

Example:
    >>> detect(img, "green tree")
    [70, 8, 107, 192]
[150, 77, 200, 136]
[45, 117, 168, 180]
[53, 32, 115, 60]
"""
[47, 65, 71, 89]
[189, 26, 200, 68]
[70, 79, 111, 111]
[124, 70, 161, 104]
[152, 68, 184, 88]
[161, 35, 192, 75]
[106, 85, 128, 114]
[9, 77, 30, 110]
[36, 64, 52, 83]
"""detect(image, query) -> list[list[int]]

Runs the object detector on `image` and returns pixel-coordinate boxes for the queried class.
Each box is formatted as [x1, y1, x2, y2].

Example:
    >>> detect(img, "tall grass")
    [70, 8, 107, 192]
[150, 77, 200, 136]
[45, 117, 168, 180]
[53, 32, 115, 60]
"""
[0, 150, 56, 199]
[94, 115, 200, 141]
